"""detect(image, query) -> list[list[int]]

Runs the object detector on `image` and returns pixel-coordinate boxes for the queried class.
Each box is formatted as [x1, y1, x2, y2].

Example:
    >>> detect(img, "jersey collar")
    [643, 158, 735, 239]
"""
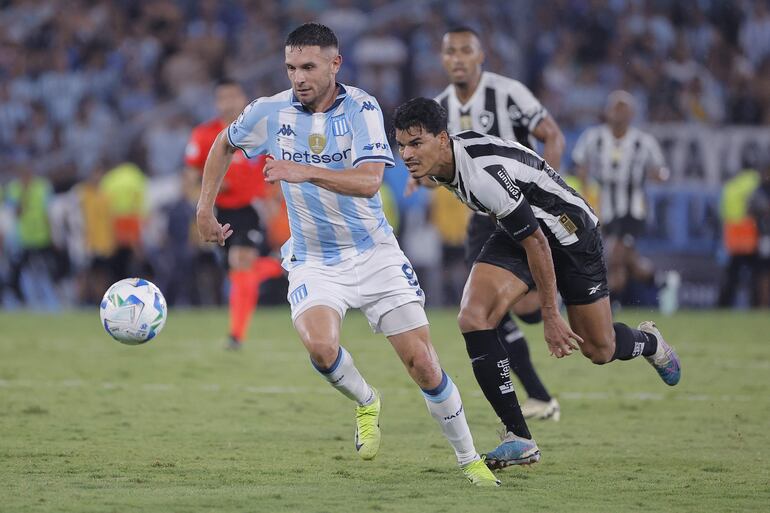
[290, 83, 347, 113]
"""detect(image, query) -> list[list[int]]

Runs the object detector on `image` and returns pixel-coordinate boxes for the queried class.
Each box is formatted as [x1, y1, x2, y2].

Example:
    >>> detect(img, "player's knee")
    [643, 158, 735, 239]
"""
[582, 340, 614, 365]
[409, 349, 439, 377]
[305, 340, 339, 368]
[457, 305, 494, 332]
[589, 350, 613, 365]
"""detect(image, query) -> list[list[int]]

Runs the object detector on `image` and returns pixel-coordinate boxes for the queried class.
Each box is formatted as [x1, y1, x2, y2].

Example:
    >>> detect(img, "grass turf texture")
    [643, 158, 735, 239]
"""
[1, 309, 768, 512]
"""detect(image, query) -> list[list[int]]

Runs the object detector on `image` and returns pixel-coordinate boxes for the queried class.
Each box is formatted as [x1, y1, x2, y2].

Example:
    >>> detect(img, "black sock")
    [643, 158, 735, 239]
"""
[612, 323, 658, 361]
[498, 314, 552, 402]
[463, 329, 531, 439]
[516, 310, 542, 325]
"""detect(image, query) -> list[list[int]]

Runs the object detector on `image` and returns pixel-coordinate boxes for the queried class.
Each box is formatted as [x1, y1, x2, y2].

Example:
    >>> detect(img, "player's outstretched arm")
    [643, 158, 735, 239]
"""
[196, 129, 236, 246]
[532, 116, 565, 171]
[497, 202, 582, 358]
[518, 229, 583, 357]
[264, 159, 385, 198]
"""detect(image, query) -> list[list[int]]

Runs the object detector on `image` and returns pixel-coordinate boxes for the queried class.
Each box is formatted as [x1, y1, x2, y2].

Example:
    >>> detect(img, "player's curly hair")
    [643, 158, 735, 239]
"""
[392, 97, 448, 136]
[285, 23, 338, 49]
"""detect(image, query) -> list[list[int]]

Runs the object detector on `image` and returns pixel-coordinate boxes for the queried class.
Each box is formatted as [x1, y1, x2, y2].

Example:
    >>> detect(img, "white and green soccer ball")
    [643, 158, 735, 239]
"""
[100, 278, 167, 345]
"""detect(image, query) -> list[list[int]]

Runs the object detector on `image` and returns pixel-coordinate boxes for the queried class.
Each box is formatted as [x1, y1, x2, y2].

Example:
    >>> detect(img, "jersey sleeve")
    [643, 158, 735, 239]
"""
[507, 80, 548, 132]
[571, 128, 592, 167]
[473, 162, 526, 218]
[498, 196, 539, 241]
[348, 95, 395, 168]
[470, 155, 538, 240]
[184, 127, 208, 170]
[227, 98, 272, 158]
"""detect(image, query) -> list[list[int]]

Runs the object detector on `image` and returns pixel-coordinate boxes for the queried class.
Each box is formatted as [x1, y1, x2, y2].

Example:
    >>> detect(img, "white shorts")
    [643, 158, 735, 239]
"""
[286, 236, 427, 334]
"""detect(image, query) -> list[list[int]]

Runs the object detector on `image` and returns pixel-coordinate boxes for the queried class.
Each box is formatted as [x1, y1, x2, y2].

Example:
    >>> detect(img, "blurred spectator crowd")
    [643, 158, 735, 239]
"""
[1, 0, 770, 309]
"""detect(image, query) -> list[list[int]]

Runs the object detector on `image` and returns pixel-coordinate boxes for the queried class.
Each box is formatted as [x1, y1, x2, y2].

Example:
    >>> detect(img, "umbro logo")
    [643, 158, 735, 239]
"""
[588, 284, 602, 295]
[276, 124, 296, 136]
[359, 101, 378, 112]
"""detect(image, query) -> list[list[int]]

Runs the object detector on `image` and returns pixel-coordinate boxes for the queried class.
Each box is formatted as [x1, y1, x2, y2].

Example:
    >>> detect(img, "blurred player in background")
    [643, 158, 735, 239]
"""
[573, 91, 669, 306]
[425, 27, 565, 421]
[185, 79, 282, 350]
[197, 23, 499, 486]
[393, 97, 682, 469]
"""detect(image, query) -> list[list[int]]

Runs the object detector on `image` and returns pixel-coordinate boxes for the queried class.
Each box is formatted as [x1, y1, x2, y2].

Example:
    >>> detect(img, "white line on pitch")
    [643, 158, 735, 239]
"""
[0, 379, 757, 402]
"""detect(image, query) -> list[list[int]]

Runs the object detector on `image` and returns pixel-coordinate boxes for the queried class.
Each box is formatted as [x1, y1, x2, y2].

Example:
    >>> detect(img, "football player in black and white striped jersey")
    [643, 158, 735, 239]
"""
[434, 26, 565, 421]
[393, 98, 681, 470]
[573, 91, 668, 302]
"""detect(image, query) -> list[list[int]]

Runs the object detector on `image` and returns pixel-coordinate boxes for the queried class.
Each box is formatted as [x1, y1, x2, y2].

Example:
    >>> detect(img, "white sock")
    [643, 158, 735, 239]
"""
[313, 346, 374, 406]
[423, 371, 479, 466]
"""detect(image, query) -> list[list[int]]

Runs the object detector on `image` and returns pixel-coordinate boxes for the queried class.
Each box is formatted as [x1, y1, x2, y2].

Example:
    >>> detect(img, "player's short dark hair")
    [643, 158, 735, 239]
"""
[393, 97, 448, 136]
[285, 23, 338, 49]
[445, 25, 480, 39]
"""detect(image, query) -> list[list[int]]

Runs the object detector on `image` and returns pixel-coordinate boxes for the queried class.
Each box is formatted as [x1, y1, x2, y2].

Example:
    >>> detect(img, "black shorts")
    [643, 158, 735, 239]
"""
[602, 215, 645, 240]
[476, 226, 609, 306]
[464, 213, 498, 265]
[216, 205, 267, 254]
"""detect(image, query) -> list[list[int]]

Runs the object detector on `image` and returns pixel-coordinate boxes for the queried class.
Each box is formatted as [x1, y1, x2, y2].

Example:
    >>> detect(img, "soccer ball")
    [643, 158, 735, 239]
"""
[99, 278, 167, 345]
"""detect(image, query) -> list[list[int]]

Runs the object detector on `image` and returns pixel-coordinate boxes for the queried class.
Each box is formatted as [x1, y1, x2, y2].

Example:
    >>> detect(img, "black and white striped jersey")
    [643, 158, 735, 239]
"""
[572, 125, 664, 223]
[435, 71, 547, 148]
[437, 131, 599, 246]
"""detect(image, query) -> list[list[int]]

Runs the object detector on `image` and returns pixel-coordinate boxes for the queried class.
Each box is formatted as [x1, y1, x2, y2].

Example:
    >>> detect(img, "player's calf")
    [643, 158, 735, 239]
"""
[422, 370, 499, 484]
[400, 340, 443, 390]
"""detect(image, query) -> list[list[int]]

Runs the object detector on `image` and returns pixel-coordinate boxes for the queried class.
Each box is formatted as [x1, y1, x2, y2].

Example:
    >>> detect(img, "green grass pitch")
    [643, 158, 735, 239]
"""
[1, 308, 769, 512]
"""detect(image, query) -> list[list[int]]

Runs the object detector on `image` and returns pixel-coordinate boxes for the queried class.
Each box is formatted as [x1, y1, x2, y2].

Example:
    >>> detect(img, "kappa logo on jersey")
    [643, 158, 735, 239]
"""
[277, 124, 296, 137]
[363, 142, 389, 151]
[331, 115, 349, 136]
[359, 101, 378, 112]
[289, 284, 308, 306]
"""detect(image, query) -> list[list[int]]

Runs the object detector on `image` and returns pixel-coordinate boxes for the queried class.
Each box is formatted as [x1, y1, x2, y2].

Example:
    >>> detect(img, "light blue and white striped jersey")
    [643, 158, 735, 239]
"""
[227, 84, 395, 269]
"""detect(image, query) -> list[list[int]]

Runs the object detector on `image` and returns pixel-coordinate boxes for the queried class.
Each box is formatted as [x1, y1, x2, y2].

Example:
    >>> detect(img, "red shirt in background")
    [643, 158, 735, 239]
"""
[185, 119, 268, 209]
